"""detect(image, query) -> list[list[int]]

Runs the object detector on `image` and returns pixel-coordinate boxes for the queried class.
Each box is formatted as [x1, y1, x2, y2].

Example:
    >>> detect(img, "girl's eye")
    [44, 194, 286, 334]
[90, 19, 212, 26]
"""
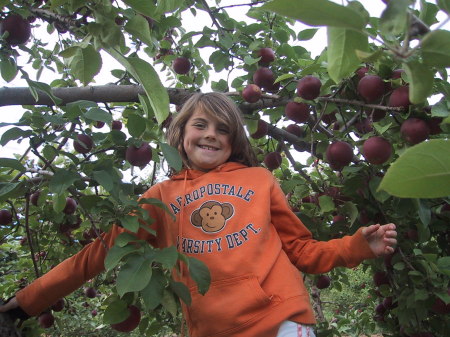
[193, 123, 206, 128]
[218, 127, 230, 134]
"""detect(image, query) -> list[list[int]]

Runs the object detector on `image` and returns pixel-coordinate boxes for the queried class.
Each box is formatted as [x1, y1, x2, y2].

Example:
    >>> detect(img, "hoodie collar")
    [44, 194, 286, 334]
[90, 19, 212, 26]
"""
[170, 161, 248, 181]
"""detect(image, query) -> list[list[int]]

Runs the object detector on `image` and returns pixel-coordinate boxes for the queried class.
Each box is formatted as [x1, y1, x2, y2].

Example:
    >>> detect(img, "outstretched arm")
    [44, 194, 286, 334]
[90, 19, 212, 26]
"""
[362, 223, 397, 257]
[0, 297, 18, 312]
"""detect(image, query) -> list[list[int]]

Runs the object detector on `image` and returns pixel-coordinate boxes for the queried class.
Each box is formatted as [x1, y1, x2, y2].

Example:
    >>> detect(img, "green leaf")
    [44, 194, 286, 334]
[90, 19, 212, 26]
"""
[124, 14, 153, 47]
[127, 114, 147, 138]
[84, 107, 113, 123]
[155, 0, 183, 14]
[414, 199, 431, 226]
[403, 61, 434, 104]
[160, 143, 182, 172]
[169, 280, 191, 305]
[421, 30, 450, 68]
[318, 195, 334, 213]
[0, 158, 26, 172]
[68, 45, 102, 86]
[298, 28, 319, 41]
[0, 56, 18, 82]
[0, 182, 24, 201]
[327, 27, 368, 83]
[116, 254, 152, 296]
[103, 299, 129, 324]
[115, 232, 140, 248]
[104, 244, 142, 271]
[380, 0, 410, 36]
[154, 246, 178, 270]
[161, 289, 178, 317]
[0, 128, 33, 146]
[139, 198, 176, 221]
[52, 193, 67, 213]
[48, 169, 80, 194]
[437, 0, 450, 14]
[141, 269, 166, 310]
[93, 170, 114, 191]
[437, 256, 450, 276]
[124, 0, 157, 18]
[26, 79, 62, 105]
[379, 139, 450, 198]
[262, 0, 366, 29]
[106, 50, 169, 125]
[187, 256, 211, 295]
[120, 214, 140, 233]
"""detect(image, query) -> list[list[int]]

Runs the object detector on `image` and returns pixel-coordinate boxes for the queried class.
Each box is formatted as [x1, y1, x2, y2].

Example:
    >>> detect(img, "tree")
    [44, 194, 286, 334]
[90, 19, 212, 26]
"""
[1, 0, 449, 336]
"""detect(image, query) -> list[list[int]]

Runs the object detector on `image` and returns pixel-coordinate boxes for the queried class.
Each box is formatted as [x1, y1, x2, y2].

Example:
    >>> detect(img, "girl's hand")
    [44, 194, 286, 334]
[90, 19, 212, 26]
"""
[0, 297, 18, 312]
[362, 223, 397, 257]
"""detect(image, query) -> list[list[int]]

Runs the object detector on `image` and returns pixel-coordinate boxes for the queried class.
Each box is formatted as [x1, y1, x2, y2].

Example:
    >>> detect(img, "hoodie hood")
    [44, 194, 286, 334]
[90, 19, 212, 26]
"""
[170, 161, 249, 181]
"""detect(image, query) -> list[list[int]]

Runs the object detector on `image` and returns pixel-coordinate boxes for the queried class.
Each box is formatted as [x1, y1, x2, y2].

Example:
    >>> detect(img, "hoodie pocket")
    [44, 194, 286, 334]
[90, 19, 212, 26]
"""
[187, 274, 273, 337]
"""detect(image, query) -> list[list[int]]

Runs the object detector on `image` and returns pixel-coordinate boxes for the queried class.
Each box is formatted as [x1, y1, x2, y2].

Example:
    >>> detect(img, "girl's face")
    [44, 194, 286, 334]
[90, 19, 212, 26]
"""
[183, 109, 232, 172]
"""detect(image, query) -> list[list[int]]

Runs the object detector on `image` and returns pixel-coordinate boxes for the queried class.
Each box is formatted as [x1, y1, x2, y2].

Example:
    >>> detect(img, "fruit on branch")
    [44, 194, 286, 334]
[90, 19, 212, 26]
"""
[242, 84, 262, 103]
[373, 271, 389, 287]
[51, 298, 65, 312]
[406, 229, 419, 242]
[111, 305, 141, 332]
[400, 118, 430, 144]
[354, 118, 373, 135]
[91, 309, 98, 317]
[375, 302, 387, 315]
[250, 119, 268, 139]
[112, 120, 123, 130]
[94, 121, 105, 128]
[366, 108, 386, 122]
[285, 124, 303, 137]
[38, 312, 55, 328]
[325, 141, 354, 171]
[30, 190, 40, 206]
[391, 69, 405, 80]
[253, 67, 275, 90]
[333, 214, 345, 224]
[0, 14, 32, 46]
[0, 209, 13, 225]
[257, 47, 275, 65]
[126, 143, 153, 167]
[426, 117, 443, 135]
[264, 152, 282, 171]
[84, 287, 97, 298]
[296, 75, 321, 100]
[316, 275, 331, 289]
[357, 75, 385, 103]
[63, 197, 77, 215]
[285, 101, 310, 123]
[356, 66, 369, 79]
[388, 85, 410, 109]
[362, 136, 392, 165]
[173, 56, 191, 75]
[73, 134, 94, 154]
[431, 289, 450, 314]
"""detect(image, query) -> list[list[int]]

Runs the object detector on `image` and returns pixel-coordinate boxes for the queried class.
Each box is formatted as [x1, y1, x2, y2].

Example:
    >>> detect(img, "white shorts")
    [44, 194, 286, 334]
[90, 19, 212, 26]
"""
[276, 321, 316, 337]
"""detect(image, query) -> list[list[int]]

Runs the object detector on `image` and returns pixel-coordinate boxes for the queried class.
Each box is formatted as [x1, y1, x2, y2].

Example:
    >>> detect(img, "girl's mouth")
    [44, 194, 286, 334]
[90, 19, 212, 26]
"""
[199, 145, 219, 151]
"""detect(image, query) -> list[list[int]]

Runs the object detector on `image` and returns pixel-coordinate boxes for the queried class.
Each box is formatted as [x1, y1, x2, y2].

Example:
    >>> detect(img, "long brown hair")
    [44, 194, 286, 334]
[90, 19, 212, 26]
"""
[165, 92, 259, 174]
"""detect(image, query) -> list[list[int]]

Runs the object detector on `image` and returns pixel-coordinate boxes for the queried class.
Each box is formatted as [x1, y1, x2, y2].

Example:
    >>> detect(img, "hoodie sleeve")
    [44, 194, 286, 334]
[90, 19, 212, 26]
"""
[269, 177, 375, 274]
[15, 185, 163, 317]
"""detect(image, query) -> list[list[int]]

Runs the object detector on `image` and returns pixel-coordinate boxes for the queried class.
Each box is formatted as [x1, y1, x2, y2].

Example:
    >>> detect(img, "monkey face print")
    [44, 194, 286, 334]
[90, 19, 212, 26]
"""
[190, 201, 234, 233]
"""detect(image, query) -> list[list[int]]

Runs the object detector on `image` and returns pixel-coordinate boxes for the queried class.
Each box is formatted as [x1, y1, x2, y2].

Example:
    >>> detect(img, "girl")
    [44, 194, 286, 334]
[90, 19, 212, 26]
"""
[0, 92, 397, 337]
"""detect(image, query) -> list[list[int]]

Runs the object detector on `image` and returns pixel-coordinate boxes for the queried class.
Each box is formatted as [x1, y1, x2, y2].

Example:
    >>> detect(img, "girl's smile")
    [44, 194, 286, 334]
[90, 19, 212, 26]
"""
[183, 110, 232, 172]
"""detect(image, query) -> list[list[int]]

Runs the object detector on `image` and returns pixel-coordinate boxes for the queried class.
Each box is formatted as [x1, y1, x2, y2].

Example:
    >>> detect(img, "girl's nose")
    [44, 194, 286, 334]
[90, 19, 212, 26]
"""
[204, 127, 217, 139]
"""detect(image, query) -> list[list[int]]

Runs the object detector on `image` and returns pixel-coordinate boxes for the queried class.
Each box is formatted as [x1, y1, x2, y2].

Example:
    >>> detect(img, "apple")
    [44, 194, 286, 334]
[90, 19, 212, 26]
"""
[0, 14, 32, 46]
[257, 47, 275, 65]
[354, 118, 373, 135]
[173, 57, 191, 75]
[285, 124, 303, 137]
[253, 67, 275, 90]
[112, 120, 123, 130]
[362, 136, 392, 165]
[0, 209, 13, 225]
[391, 69, 405, 80]
[325, 141, 354, 171]
[91, 309, 98, 317]
[84, 286, 97, 298]
[388, 85, 410, 109]
[373, 271, 389, 287]
[367, 108, 387, 122]
[63, 197, 77, 215]
[296, 75, 321, 100]
[264, 152, 282, 171]
[38, 312, 55, 328]
[426, 117, 443, 135]
[126, 143, 153, 167]
[111, 305, 141, 332]
[94, 121, 105, 128]
[250, 119, 269, 139]
[400, 118, 430, 144]
[357, 75, 385, 103]
[285, 101, 310, 123]
[242, 84, 262, 103]
[30, 190, 40, 206]
[73, 134, 93, 154]
[382, 296, 395, 309]
[375, 302, 387, 315]
[51, 298, 65, 312]
[332, 214, 345, 224]
[356, 66, 369, 79]
[316, 275, 331, 289]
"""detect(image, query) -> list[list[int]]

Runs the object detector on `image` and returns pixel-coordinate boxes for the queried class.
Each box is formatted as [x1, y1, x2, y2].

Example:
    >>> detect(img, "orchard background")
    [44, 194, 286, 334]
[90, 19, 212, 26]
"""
[0, 0, 449, 336]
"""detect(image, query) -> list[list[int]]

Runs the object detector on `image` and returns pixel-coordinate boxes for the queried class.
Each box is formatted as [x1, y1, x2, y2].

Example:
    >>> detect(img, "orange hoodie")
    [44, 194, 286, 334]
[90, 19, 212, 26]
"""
[16, 162, 375, 337]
